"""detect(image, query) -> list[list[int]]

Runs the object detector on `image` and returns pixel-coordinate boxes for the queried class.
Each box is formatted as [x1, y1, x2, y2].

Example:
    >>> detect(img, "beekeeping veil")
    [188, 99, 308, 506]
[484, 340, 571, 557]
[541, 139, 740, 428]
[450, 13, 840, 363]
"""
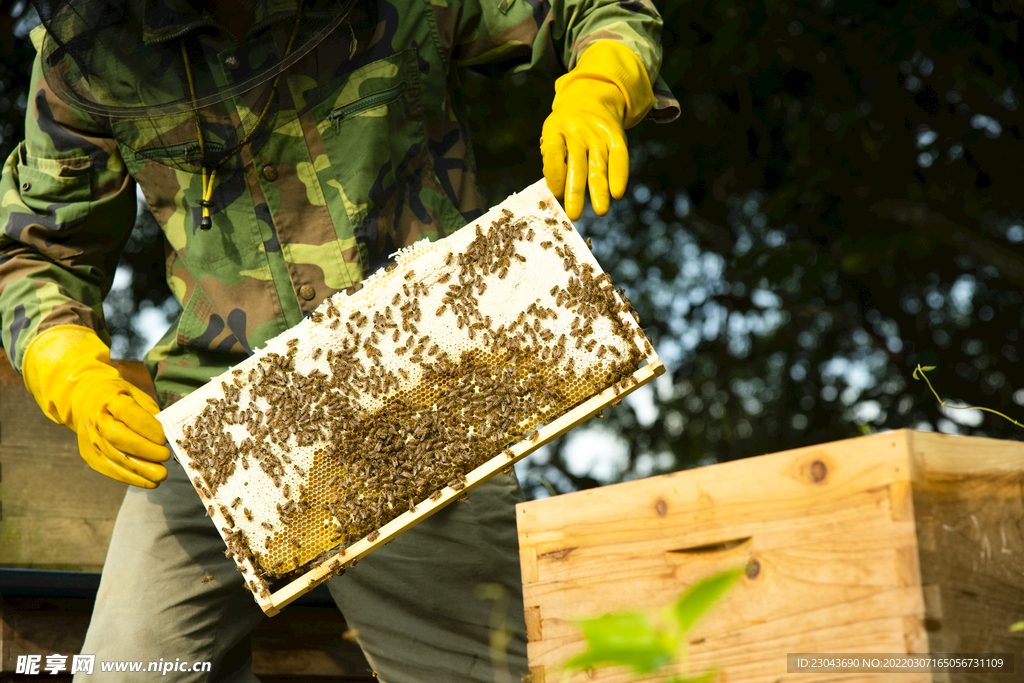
[31, 0, 366, 227]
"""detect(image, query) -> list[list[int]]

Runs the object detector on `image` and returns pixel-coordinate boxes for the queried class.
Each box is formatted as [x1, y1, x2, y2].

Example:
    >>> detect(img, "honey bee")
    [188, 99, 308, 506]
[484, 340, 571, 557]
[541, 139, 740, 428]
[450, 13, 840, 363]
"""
[444, 251, 453, 266]
[201, 575, 214, 583]
[244, 508, 253, 521]
[367, 530, 380, 542]
[586, 237, 593, 250]
[262, 522, 274, 531]
[527, 228, 535, 241]
[437, 273, 451, 284]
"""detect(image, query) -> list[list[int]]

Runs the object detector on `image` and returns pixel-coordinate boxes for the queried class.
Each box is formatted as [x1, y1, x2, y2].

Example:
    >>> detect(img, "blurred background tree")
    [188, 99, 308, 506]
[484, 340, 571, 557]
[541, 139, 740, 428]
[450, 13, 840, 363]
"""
[3, 0, 1023, 497]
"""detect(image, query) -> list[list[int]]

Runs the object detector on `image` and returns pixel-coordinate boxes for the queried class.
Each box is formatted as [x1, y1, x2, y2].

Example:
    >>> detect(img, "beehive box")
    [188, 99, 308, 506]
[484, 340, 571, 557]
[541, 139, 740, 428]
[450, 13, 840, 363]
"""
[157, 179, 664, 615]
[517, 430, 1024, 682]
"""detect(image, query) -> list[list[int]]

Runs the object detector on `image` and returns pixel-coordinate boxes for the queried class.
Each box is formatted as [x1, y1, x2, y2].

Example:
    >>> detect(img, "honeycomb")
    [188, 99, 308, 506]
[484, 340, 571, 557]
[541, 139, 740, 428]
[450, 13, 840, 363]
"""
[157, 180, 653, 593]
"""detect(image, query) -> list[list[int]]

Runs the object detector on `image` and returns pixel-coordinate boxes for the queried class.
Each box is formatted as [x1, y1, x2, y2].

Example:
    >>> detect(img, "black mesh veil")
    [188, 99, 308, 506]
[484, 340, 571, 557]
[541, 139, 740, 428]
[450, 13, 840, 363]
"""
[30, 0, 365, 173]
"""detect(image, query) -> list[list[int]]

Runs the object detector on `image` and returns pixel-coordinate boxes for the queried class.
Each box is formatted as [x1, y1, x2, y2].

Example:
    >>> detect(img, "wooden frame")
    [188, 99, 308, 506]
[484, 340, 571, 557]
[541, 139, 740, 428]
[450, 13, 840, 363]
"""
[157, 180, 664, 615]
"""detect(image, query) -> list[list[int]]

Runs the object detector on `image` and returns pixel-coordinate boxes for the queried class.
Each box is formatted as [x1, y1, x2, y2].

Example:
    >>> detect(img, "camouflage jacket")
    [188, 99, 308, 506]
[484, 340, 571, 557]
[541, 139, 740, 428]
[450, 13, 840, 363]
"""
[0, 0, 679, 407]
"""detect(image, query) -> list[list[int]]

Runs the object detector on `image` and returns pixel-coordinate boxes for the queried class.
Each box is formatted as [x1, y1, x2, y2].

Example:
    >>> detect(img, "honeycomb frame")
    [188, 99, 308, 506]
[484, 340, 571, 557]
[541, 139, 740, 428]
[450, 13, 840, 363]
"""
[157, 180, 665, 616]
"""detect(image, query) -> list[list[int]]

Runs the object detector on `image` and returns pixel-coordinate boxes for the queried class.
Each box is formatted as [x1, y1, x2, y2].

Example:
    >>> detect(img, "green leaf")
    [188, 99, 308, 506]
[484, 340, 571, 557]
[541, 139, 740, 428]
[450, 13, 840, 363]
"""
[1010, 620, 1024, 632]
[912, 368, 919, 380]
[920, 366, 936, 372]
[673, 567, 744, 633]
[565, 612, 675, 674]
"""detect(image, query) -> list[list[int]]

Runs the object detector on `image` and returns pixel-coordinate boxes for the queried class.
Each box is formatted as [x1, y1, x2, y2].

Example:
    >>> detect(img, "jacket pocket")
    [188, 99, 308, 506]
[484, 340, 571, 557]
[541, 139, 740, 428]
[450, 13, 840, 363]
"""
[16, 146, 94, 212]
[318, 49, 463, 271]
[118, 138, 260, 270]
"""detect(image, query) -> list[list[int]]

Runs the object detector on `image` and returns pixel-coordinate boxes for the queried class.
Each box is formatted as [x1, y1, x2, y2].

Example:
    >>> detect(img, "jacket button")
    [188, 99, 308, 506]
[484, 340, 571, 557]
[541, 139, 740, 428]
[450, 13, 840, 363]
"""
[21, 182, 31, 192]
[225, 55, 240, 70]
[262, 165, 278, 181]
[298, 285, 315, 301]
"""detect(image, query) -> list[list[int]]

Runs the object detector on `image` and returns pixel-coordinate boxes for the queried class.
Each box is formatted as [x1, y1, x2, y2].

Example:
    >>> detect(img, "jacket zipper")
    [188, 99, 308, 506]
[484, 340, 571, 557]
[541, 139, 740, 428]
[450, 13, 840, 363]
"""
[327, 82, 408, 126]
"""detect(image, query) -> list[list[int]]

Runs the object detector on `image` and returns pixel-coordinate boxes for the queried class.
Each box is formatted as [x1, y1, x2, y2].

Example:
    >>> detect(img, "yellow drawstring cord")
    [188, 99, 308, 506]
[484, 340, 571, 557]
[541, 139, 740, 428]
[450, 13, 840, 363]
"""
[180, 6, 304, 230]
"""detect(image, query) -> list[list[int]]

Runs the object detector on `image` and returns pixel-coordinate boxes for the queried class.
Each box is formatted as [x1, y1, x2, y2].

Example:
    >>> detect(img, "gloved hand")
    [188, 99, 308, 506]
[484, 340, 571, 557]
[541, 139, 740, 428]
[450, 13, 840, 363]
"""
[22, 325, 170, 488]
[541, 40, 655, 221]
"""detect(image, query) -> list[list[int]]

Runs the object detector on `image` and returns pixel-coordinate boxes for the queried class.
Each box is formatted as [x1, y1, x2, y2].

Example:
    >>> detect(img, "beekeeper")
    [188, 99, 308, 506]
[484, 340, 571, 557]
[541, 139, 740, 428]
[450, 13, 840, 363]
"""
[0, 0, 678, 679]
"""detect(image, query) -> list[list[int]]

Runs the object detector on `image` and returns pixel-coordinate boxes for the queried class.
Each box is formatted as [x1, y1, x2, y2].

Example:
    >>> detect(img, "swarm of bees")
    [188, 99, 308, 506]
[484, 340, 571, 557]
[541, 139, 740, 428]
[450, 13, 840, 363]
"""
[161, 191, 652, 587]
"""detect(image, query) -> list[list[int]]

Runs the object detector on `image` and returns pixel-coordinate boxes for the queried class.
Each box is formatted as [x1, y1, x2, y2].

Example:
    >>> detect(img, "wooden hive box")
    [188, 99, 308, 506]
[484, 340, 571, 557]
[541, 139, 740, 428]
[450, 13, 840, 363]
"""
[516, 430, 1024, 682]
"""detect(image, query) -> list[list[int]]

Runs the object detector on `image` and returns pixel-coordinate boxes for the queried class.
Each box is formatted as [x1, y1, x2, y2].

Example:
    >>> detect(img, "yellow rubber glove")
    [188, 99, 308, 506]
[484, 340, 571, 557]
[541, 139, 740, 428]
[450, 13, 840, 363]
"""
[22, 325, 170, 488]
[541, 40, 655, 221]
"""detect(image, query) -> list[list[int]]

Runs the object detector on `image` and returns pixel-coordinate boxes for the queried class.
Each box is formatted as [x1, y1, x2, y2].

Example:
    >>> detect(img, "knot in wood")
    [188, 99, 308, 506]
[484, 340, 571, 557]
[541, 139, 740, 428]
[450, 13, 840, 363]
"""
[809, 460, 827, 483]
[745, 558, 760, 579]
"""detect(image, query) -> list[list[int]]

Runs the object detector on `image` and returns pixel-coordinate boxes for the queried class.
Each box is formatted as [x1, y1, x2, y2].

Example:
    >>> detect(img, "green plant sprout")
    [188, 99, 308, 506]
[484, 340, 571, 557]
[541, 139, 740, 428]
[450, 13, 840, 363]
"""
[525, 471, 558, 497]
[913, 364, 1024, 429]
[563, 567, 744, 682]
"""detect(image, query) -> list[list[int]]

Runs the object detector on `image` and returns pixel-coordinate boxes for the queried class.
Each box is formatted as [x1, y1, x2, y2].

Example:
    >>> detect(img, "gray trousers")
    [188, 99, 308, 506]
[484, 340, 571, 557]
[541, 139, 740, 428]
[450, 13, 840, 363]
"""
[76, 461, 530, 682]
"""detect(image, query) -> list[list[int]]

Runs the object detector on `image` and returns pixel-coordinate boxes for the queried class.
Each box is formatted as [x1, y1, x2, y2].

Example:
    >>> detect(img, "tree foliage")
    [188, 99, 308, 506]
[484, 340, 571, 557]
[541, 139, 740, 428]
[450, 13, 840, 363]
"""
[3, 1, 1023, 496]
[465, 0, 1024, 495]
